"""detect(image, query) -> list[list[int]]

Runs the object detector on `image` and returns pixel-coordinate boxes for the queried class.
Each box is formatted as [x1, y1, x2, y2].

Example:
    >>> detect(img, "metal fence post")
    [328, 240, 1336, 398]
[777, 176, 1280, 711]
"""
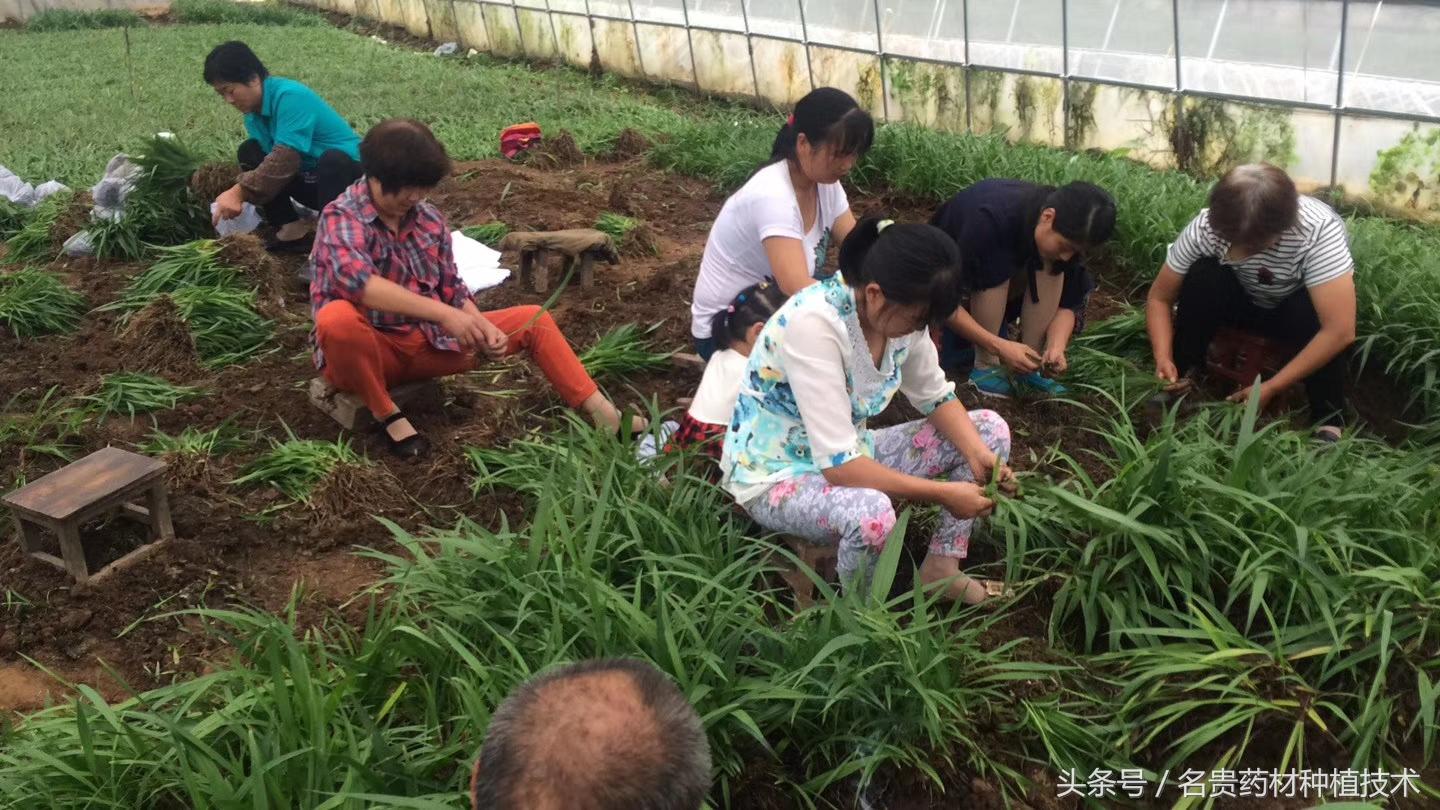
[627, 0, 649, 79]
[871, 0, 890, 121]
[476, 0, 493, 51]
[962, 0, 972, 132]
[1330, 0, 1350, 190]
[796, 0, 817, 95]
[739, 0, 763, 103]
[1062, 0, 1071, 147]
[679, 0, 700, 90]
[510, 0, 527, 56]
[1171, 0, 1185, 168]
[543, 0, 563, 59]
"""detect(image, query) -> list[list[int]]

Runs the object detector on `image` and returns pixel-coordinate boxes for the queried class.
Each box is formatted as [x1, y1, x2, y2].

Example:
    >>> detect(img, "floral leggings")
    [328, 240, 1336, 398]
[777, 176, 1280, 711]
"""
[741, 410, 1011, 586]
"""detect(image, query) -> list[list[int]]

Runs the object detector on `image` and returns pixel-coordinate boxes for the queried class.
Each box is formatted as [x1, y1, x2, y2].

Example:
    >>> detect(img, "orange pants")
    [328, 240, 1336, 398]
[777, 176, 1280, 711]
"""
[315, 300, 599, 418]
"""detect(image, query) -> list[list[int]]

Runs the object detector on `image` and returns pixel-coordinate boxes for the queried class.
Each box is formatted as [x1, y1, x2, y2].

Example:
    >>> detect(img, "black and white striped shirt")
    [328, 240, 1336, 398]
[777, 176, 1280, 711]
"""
[1165, 195, 1354, 309]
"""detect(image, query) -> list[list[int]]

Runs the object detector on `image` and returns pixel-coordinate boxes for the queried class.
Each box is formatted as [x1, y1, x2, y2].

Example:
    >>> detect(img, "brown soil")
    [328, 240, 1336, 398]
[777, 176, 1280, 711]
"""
[190, 162, 239, 206]
[116, 295, 202, 376]
[216, 232, 293, 315]
[50, 192, 93, 251]
[526, 130, 586, 170]
[608, 127, 652, 161]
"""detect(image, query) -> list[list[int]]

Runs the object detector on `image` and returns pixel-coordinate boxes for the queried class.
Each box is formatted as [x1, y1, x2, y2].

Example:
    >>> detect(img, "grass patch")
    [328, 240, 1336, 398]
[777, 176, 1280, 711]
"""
[142, 422, 247, 458]
[2, 191, 73, 265]
[171, 0, 325, 26]
[26, 8, 141, 31]
[578, 322, 672, 381]
[80, 372, 204, 420]
[233, 435, 366, 501]
[0, 267, 86, 338]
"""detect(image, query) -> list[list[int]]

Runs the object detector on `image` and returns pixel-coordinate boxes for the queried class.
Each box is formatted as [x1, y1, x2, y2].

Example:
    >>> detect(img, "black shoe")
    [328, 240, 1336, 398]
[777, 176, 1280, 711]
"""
[378, 411, 430, 459]
[264, 232, 315, 254]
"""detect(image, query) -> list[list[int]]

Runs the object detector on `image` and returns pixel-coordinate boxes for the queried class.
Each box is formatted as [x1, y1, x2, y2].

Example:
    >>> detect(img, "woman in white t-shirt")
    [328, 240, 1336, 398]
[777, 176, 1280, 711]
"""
[1145, 163, 1357, 441]
[690, 87, 873, 359]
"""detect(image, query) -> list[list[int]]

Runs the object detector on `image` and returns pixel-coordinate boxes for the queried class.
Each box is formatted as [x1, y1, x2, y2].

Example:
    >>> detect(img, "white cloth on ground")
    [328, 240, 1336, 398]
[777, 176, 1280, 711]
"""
[451, 230, 512, 293]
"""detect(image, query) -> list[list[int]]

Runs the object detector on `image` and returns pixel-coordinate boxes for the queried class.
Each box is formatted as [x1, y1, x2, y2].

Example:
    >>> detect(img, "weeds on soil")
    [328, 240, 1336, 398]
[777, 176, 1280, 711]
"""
[80, 372, 203, 420]
[25, 8, 140, 31]
[171, 0, 324, 26]
[143, 423, 247, 459]
[0, 267, 85, 337]
[233, 434, 367, 502]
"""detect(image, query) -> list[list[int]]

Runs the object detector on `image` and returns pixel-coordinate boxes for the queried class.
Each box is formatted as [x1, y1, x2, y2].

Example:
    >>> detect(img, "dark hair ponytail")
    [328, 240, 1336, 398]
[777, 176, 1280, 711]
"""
[768, 87, 875, 167]
[709, 280, 788, 351]
[1044, 181, 1117, 247]
[839, 218, 963, 327]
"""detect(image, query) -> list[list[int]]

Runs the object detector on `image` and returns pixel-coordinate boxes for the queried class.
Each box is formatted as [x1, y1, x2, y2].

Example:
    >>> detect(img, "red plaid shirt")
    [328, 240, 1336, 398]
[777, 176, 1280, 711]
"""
[309, 178, 468, 368]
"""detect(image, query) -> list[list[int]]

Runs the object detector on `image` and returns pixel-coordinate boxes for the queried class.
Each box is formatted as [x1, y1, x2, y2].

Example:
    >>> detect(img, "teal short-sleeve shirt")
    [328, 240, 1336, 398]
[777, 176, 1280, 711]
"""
[243, 77, 360, 170]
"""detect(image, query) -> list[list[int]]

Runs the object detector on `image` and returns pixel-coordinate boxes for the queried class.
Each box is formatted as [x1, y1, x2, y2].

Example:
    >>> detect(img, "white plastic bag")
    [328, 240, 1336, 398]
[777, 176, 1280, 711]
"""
[212, 202, 262, 236]
[450, 229, 511, 294]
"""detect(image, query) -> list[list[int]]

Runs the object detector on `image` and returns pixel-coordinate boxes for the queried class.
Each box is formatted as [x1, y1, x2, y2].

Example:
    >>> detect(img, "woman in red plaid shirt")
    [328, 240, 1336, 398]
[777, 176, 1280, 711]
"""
[310, 119, 644, 458]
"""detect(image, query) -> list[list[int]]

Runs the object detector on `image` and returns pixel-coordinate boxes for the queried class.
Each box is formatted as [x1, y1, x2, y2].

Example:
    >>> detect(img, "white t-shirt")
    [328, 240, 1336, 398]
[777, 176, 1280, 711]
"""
[690, 161, 850, 339]
[1165, 195, 1353, 309]
[688, 348, 748, 425]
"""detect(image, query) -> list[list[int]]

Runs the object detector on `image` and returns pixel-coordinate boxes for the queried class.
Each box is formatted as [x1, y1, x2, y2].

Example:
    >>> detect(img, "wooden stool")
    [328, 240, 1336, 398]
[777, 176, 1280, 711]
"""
[4, 447, 173, 584]
[308, 377, 443, 431]
[499, 229, 619, 293]
[1206, 326, 1290, 386]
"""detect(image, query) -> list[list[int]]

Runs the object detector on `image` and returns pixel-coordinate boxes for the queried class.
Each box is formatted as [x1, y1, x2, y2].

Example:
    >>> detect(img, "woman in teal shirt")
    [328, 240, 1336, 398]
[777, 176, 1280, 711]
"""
[204, 41, 362, 253]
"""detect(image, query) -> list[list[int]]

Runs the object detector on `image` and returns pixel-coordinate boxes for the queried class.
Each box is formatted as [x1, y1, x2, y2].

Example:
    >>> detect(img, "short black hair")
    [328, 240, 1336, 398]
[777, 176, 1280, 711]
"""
[203, 41, 268, 85]
[470, 658, 711, 810]
[360, 118, 452, 195]
[1045, 181, 1117, 247]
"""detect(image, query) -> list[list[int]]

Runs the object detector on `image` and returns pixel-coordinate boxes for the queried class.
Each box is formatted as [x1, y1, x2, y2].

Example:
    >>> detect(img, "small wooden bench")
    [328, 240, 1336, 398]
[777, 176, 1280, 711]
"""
[1206, 326, 1302, 410]
[499, 229, 619, 294]
[4, 447, 173, 585]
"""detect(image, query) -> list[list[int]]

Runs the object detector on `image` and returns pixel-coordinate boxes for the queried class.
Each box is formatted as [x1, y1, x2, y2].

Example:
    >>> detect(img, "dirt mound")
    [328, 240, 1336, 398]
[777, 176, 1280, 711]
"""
[190, 162, 239, 205]
[608, 128, 651, 160]
[50, 192, 94, 251]
[301, 462, 408, 549]
[619, 223, 660, 258]
[216, 233, 291, 314]
[117, 295, 201, 376]
[528, 130, 585, 170]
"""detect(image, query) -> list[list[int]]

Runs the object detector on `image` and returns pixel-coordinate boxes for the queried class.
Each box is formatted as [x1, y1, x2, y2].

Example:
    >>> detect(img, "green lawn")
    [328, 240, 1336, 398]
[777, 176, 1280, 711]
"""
[0, 23, 764, 185]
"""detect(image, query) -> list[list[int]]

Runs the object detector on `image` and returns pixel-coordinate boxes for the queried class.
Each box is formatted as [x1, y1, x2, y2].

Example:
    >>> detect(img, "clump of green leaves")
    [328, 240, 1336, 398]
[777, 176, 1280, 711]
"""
[594, 211, 639, 244]
[2, 192, 73, 265]
[233, 435, 366, 502]
[460, 221, 510, 247]
[97, 135, 213, 259]
[26, 8, 141, 31]
[0, 199, 30, 242]
[168, 287, 274, 367]
[143, 423, 247, 459]
[0, 267, 86, 337]
[80, 373, 204, 420]
[102, 240, 273, 366]
[578, 322, 672, 381]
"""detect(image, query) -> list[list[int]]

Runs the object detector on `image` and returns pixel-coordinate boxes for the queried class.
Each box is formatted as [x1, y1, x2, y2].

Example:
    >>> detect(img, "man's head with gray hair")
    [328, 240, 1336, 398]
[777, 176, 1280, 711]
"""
[470, 658, 712, 810]
[1207, 162, 1300, 251]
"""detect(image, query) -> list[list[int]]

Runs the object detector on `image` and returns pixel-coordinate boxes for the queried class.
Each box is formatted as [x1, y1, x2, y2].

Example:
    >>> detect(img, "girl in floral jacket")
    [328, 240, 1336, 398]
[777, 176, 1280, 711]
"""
[720, 217, 1016, 603]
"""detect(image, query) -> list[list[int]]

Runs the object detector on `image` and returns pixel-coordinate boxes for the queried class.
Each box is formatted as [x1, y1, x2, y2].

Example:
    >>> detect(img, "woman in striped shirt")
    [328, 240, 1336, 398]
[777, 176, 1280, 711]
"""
[1145, 163, 1357, 441]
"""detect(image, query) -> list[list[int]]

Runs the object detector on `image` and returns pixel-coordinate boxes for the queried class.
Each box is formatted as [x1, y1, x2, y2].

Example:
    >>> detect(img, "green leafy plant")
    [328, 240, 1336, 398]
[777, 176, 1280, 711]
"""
[460, 221, 510, 247]
[577, 322, 672, 381]
[171, 0, 324, 26]
[142, 423, 247, 459]
[2, 192, 73, 265]
[0, 267, 85, 337]
[80, 373, 203, 420]
[233, 435, 366, 502]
